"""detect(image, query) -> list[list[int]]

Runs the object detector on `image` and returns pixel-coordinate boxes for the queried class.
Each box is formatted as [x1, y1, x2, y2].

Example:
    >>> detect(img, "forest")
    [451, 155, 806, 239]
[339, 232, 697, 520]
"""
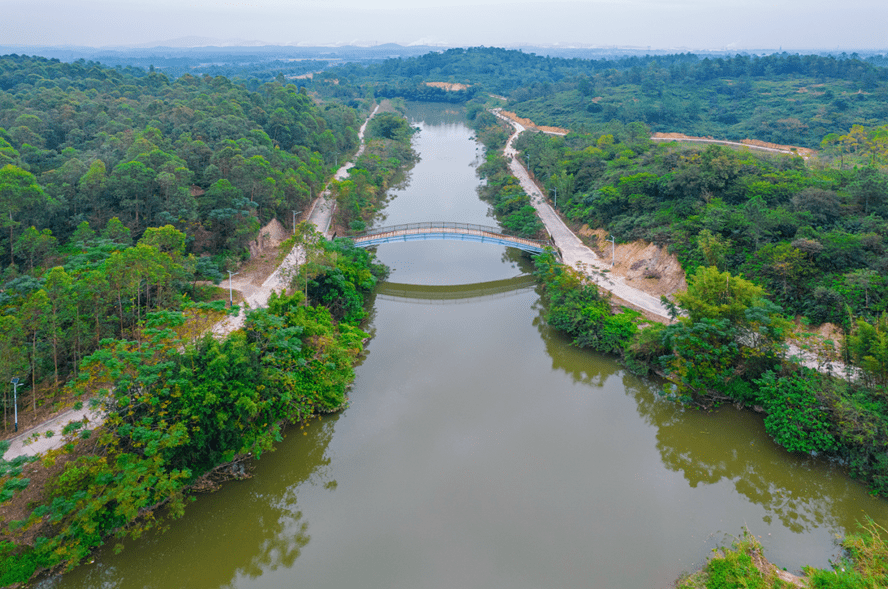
[0, 53, 373, 415]
[0, 52, 419, 584]
[3, 43, 888, 585]
[310, 47, 888, 147]
[464, 105, 888, 510]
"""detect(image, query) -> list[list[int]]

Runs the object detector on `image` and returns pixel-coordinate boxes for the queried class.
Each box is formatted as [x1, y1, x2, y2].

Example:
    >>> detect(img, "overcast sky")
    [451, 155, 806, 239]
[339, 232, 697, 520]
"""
[5, 0, 887, 51]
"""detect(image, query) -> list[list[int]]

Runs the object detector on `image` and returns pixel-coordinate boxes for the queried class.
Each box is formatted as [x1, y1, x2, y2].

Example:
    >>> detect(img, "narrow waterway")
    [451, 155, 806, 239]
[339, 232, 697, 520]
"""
[44, 103, 888, 589]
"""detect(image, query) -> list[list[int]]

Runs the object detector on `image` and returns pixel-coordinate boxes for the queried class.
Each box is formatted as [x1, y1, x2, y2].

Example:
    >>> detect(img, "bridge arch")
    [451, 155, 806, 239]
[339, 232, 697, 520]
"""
[348, 222, 552, 255]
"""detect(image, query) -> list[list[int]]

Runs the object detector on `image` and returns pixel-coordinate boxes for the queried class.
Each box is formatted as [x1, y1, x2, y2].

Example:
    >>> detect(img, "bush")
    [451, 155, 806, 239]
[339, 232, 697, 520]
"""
[756, 370, 837, 454]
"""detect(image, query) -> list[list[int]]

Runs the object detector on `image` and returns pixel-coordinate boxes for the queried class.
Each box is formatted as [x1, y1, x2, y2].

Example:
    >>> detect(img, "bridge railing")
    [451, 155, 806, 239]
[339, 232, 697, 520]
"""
[352, 221, 549, 246]
[353, 221, 503, 238]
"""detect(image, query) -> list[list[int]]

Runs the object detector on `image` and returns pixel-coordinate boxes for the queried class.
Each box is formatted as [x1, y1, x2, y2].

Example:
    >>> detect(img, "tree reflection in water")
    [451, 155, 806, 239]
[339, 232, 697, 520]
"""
[533, 293, 881, 538]
[39, 416, 339, 589]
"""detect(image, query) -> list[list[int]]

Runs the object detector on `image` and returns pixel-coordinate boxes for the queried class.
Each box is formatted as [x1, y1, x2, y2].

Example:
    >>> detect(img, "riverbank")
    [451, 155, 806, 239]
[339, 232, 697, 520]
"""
[483, 109, 888, 585]
[28, 100, 888, 589]
[0, 105, 405, 586]
[2, 103, 386, 459]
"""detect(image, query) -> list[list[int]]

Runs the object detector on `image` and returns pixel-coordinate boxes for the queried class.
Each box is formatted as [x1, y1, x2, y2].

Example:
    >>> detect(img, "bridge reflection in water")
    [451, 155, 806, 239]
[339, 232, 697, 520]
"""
[376, 274, 538, 305]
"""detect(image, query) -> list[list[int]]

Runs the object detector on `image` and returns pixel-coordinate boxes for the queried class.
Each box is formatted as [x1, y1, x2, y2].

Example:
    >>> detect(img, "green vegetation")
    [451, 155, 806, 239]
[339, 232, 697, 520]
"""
[533, 251, 639, 353]
[313, 47, 888, 148]
[515, 127, 888, 324]
[0, 221, 214, 423]
[331, 111, 418, 231]
[0, 54, 361, 258]
[0, 236, 384, 585]
[0, 54, 405, 585]
[534, 253, 888, 497]
[6, 44, 888, 586]
[470, 109, 543, 239]
[0, 54, 370, 426]
[678, 522, 888, 589]
[0, 442, 35, 503]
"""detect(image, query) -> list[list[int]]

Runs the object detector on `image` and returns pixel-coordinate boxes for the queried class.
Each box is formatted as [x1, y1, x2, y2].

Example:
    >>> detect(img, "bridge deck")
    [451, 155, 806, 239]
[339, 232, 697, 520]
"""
[350, 222, 549, 254]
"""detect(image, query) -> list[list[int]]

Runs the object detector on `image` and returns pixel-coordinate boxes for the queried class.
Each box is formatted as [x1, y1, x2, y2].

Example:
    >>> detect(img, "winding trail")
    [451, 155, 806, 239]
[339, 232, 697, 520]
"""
[4, 105, 382, 461]
[493, 108, 846, 375]
[650, 135, 813, 158]
[493, 109, 672, 320]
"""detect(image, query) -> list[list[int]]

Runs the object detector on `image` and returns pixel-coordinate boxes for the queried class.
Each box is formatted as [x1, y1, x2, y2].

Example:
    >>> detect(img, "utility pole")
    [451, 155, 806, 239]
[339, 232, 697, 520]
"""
[293, 210, 298, 235]
[553, 187, 557, 209]
[607, 235, 616, 266]
[11, 377, 20, 432]
[228, 271, 239, 307]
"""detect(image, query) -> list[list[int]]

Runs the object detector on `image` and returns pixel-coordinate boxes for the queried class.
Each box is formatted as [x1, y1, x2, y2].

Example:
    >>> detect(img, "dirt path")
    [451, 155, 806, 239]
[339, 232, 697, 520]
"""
[492, 108, 845, 374]
[493, 108, 673, 320]
[651, 134, 815, 158]
[4, 105, 382, 461]
[212, 103, 380, 338]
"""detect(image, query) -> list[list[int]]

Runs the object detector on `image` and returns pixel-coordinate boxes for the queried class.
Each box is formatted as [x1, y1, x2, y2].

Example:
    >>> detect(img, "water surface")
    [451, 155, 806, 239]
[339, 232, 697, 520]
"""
[44, 103, 888, 589]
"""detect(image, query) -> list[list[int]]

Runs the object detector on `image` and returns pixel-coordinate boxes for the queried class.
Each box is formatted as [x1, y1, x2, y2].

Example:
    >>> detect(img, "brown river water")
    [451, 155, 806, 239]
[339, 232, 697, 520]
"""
[41, 103, 888, 589]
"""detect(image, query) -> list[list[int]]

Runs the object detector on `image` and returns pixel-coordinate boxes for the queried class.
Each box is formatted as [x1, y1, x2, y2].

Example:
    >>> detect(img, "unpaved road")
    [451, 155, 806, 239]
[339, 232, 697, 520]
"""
[493, 109, 672, 320]
[493, 108, 842, 375]
[4, 105, 381, 461]
[650, 135, 812, 158]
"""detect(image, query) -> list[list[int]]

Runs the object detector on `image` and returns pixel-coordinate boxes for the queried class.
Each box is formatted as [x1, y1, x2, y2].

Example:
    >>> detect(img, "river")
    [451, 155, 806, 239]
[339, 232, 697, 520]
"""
[42, 103, 888, 589]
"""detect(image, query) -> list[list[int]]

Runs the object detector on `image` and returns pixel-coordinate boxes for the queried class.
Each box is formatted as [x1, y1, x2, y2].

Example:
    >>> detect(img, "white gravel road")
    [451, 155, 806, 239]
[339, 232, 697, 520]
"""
[494, 109, 673, 320]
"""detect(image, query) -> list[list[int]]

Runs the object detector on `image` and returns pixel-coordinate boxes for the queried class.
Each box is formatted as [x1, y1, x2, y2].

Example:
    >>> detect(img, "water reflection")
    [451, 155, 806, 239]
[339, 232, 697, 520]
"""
[43, 100, 888, 589]
[626, 368, 881, 537]
[377, 274, 537, 304]
[39, 416, 340, 589]
[532, 296, 621, 387]
[533, 293, 886, 539]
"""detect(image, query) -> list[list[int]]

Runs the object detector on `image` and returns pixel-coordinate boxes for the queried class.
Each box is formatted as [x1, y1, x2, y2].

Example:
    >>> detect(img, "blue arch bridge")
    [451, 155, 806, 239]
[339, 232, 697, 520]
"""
[348, 222, 554, 256]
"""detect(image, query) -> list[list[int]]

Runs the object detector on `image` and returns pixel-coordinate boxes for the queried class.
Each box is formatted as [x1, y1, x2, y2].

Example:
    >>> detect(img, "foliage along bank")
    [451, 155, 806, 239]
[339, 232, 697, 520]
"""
[330, 109, 418, 232]
[531, 254, 888, 584]
[533, 251, 888, 500]
[0, 234, 385, 586]
[0, 54, 374, 424]
[465, 91, 888, 507]
[677, 522, 888, 589]
[0, 220, 219, 431]
[468, 107, 543, 239]
[309, 47, 888, 149]
[515, 123, 888, 325]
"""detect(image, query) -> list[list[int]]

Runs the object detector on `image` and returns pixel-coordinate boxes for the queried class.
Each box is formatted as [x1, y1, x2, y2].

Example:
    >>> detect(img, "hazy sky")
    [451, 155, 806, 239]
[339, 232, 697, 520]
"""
[5, 0, 887, 50]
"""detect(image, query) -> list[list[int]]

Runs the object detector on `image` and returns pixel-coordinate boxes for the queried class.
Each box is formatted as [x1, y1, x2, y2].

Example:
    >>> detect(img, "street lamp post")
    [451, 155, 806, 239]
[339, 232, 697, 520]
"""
[11, 377, 20, 432]
[607, 235, 616, 266]
[227, 271, 239, 307]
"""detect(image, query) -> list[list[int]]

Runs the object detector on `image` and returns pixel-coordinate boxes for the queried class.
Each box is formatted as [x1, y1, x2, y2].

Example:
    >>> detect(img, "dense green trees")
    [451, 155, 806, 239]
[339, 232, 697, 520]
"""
[0, 54, 363, 264]
[331, 111, 417, 231]
[469, 110, 544, 239]
[534, 251, 640, 355]
[0, 221, 208, 422]
[310, 47, 888, 149]
[511, 126, 888, 323]
[0, 55, 372, 421]
[0, 233, 383, 584]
